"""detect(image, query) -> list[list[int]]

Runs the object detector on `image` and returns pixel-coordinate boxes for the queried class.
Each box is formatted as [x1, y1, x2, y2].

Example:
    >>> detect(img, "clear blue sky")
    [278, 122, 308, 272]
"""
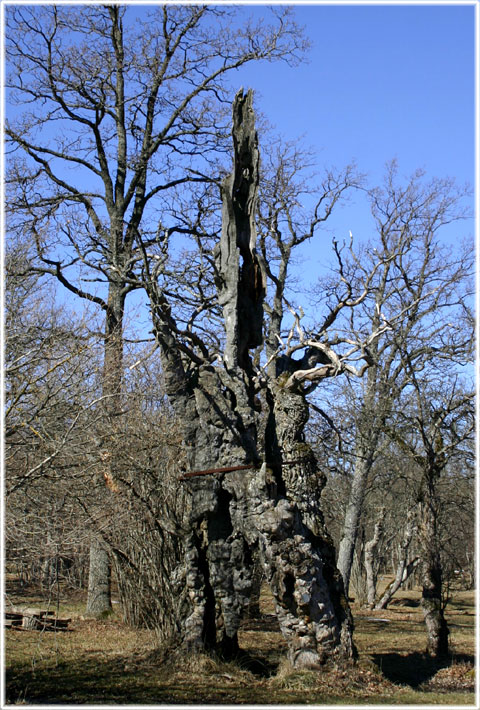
[235, 3, 475, 185]
[230, 2, 476, 290]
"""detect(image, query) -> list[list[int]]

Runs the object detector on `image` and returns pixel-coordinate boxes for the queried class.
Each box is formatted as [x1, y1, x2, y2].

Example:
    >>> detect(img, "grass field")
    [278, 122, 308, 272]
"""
[4, 581, 476, 705]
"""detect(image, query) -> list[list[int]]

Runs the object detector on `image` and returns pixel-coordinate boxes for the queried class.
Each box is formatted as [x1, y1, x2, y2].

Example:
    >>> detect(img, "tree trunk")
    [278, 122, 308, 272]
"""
[86, 281, 125, 617]
[375, 511, 417, 610]
[419, 482, 449, 658]
[364, 511, 384, 608]
[152, 90, 355, 666]
[336, 290, 391, 598]
[180, 379, 356, 667]
[337, 450, 372, 596]
[375, 557, 420, 610]
[257, 380, 355, 668]
[86, 537, 112, 617]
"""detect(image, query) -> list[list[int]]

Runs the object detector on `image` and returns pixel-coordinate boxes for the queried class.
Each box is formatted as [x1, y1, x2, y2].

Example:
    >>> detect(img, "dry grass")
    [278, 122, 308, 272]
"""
[4, 581, 476, 705]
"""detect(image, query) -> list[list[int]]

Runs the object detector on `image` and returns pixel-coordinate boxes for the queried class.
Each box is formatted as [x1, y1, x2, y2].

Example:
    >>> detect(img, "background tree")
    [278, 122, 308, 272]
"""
[5, 3, 307, 616]
[5, 238, 191, 634]
[4, 236, 102, 598]
[312, 163, 473, 597]
[386, 370, 474, 658]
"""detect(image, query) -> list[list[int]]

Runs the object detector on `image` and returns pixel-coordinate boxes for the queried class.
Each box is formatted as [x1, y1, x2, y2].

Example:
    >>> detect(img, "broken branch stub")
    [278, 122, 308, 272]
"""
[215, 89, 266, 370]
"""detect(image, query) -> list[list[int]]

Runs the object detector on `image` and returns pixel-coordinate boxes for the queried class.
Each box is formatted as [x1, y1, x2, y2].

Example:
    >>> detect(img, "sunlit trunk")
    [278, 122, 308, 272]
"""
[161, 91, 356, 666]
[86, 281, 125, 617]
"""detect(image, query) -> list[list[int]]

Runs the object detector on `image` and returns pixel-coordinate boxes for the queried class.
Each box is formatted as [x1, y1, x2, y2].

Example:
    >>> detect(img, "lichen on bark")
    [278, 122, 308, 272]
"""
[152, 89, 355, 667]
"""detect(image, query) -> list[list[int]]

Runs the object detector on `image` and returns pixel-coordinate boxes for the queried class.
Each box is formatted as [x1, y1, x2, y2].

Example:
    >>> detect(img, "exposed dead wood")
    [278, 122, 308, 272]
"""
[179, 459, 308, 480]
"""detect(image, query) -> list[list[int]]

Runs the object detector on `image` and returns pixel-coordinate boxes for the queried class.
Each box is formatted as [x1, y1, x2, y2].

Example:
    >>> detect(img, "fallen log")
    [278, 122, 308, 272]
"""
[4, 619, 22, 628]
[4, 608, 71, 631]
[5, 611, 23, 621]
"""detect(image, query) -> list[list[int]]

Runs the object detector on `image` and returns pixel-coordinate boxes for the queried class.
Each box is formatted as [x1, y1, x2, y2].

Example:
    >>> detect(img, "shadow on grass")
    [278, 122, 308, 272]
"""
[6, 661, 284, 706]
[235, 648, 279, 677]
[6, 654, 196, 705]
[371, 652, 475, 689]
[5, 645, 283, 705]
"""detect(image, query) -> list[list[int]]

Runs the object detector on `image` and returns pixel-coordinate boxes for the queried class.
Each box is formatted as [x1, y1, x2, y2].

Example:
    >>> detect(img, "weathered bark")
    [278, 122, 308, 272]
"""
[256, 381, 355, 668]
[151, 90, 355, 666]
[215, 89, 265, 372]
[337, 448, 373, 596]
[245, 551, 263, 618]
[181, 390, 355, 667]
[175, 91, 262, 655]
[419, 480, 449, 658]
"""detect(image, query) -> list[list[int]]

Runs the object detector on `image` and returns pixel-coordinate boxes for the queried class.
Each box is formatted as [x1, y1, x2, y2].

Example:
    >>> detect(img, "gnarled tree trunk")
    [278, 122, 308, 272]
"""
[150, 90, 355, 667]
[257, 381, 355, 667]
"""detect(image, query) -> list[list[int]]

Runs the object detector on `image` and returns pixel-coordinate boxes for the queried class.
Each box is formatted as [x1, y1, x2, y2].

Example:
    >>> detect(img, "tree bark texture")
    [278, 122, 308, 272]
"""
[364, 512, 384, 608]
[419, 480, 449, 658]
[86, 537, 112, 617]
[337, 446, 373, 596]
[154, 91, 355, 667]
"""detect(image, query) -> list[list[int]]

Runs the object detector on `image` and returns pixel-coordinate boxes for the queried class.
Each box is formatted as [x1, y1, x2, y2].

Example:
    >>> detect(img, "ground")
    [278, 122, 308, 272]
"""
[4, 578, 476, 705]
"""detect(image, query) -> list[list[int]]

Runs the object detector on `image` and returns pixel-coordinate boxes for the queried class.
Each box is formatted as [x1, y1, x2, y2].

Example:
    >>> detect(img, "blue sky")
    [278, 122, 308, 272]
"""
[235, 3, 475, 186]
[231, 3, 476, 285]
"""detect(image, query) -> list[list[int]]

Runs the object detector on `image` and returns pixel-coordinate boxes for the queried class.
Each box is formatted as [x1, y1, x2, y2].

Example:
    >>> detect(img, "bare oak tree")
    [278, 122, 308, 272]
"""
[387, 373, 474, 658]
[326, 164, 473, 596]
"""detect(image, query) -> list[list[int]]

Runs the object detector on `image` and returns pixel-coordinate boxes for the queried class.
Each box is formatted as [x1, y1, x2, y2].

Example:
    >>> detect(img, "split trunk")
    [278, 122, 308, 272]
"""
[153, 90, 355, 668]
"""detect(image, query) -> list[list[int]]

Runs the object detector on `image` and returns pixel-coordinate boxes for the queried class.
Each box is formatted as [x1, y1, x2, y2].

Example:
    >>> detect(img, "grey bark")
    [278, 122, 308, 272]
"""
[150, 90, 355, 666]
[245, 549, 263, 618]
[259, 381, 355, 667]
[86, 537, 112, 617]
[86, 282, 125, 616]
[337, 351, 384, 596]
[419, 477, 449, 658]
[337, 449, 373, 596]
[375, 511, 417, 610]
[364, 511, 384, 608]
